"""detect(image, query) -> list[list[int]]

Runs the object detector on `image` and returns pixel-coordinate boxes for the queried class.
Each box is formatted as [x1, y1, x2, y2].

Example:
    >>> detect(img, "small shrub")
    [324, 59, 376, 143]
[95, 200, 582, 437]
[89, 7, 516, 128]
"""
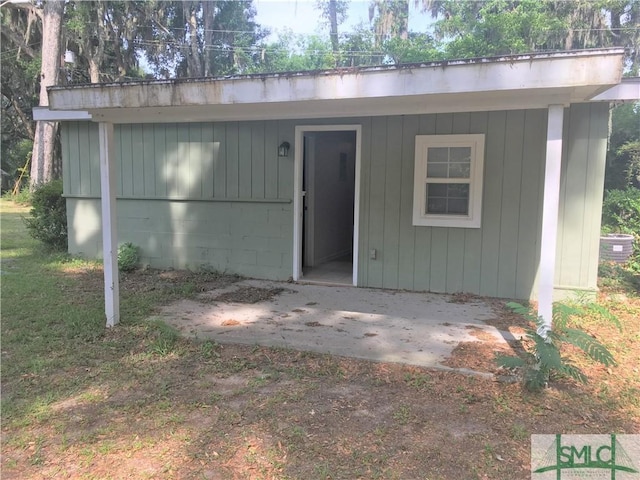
[617, 141, 640, 189]
[117, 242, 139, 272]
[23, 180, 67, 250]
[2, 186, 31, 204]
[602, 187, 640, 235]
[601, 187, 640, 274]
[496, 302, 617, 391]
[598, 261, 640, 293]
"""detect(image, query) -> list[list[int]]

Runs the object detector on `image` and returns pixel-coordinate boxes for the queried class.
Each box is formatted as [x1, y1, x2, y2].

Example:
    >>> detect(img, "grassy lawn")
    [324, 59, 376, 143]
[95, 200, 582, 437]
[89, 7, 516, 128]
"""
[1, 198, 639, 479]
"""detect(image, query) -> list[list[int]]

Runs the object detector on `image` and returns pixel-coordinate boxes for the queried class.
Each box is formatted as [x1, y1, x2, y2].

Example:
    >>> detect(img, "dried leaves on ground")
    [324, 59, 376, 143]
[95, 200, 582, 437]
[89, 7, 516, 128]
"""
[2, 256, 638, 479]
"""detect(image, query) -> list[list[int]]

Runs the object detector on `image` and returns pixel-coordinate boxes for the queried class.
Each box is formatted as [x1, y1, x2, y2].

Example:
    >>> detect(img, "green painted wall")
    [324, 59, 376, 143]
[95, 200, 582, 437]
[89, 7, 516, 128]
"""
[358, 110, 546, 298]
[66, 198, 293, 279]
[61, 103, 608, 298]
[352, 104, 608, 300]
[62, 120, 295, 278]
[555, 103, 609, 298]
[62, 121, 292, 200]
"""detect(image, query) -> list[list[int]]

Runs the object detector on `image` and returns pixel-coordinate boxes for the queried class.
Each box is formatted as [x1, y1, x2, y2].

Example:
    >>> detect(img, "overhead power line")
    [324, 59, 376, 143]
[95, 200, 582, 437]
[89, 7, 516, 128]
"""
[67, 18, 640, 38]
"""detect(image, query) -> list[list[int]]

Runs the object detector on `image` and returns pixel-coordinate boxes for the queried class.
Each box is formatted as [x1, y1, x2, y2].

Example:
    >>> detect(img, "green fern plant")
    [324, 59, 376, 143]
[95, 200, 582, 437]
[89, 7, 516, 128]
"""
[496, 302, 618, 391]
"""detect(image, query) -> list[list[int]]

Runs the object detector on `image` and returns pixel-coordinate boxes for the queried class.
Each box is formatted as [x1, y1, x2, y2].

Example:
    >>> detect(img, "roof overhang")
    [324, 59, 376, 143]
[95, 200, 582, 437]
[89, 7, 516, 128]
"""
[32, 107, 92, 121]
[46, 49, 628, 124]
[589, 77, 640, 102]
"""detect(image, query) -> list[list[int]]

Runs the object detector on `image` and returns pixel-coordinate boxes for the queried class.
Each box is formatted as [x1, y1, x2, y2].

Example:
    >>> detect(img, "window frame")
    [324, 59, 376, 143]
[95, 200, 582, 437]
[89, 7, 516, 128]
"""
[412, 134, 485, 228]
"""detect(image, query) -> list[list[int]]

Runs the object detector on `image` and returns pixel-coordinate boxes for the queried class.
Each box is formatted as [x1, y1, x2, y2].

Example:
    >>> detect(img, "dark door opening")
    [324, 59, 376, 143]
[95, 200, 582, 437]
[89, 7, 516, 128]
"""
[302, 130, 357, 284]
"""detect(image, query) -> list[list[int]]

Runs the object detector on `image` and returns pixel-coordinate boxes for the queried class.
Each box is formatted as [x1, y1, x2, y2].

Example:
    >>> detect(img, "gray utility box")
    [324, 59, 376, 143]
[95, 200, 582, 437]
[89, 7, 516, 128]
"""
[599, 234, 635, 263]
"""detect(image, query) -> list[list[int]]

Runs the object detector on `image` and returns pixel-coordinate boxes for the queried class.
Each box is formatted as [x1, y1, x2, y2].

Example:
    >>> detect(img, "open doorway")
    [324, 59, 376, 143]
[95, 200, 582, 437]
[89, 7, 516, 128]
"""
[293, 125, 361, 286]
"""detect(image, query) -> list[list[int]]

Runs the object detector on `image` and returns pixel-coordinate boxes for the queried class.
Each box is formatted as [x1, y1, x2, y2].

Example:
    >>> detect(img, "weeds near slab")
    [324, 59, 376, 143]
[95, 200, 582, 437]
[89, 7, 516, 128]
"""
[496, 302, 618, 391]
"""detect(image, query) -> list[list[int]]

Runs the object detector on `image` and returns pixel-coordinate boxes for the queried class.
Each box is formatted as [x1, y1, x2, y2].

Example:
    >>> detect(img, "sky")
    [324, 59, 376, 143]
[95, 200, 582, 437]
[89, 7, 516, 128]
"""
[253, 0, 434, 38]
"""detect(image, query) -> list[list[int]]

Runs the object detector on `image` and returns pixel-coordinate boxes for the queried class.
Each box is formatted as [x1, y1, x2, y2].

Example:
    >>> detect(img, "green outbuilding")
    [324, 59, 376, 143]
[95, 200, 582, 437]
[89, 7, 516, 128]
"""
[36, 48, 640, 328]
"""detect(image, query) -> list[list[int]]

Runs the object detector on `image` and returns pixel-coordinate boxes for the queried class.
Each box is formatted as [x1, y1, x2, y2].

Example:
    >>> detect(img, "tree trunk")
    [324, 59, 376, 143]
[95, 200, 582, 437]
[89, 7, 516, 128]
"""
[89, 57, 101, 83]
[398, 0, 409, 40]
[30, 0, 64, 188]
[9, 93, 35, 140]
[203, 1, 215, 76]
[184, 1, 204, 77]
[329, 0, 339, 55]
[31, 121, 59, 186]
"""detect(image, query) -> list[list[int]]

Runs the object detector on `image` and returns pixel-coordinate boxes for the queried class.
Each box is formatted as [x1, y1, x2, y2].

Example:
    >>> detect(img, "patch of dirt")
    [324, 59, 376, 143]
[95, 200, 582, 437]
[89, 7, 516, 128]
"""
[4, 327, 639, 480]
[60, 264, 241, 298]
[447, 292, 485, 304]
[483, 298, 532, 331]
[214, 286, 285, 304]
[125, 268, 240, 294]
[442, 297, 530, 376]
[443, 326, 516, 374]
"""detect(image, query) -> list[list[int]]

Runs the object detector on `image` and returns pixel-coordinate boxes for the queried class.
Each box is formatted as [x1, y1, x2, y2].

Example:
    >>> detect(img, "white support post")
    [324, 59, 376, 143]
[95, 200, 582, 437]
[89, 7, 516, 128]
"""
[98, 122, 120, 327]
[537, 105, 565, 337]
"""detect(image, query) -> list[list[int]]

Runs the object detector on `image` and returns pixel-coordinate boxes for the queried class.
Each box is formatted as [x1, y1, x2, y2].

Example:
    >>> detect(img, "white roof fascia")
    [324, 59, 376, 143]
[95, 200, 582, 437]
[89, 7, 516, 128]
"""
[32, 107, 92, 121]
[589, 78, 640, 102]
[46, 49, 626, 123]
[85, 90, 574, 124]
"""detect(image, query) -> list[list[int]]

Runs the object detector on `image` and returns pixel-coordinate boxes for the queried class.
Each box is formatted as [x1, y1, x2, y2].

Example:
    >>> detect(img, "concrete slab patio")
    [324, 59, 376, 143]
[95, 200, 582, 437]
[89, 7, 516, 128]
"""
[156, 279, 510, 373]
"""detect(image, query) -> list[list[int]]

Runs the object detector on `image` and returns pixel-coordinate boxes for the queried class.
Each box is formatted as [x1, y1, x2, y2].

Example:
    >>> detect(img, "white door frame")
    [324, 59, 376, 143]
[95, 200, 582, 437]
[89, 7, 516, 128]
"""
[293, 124, 362, 286]
[303, 134, 316, 268]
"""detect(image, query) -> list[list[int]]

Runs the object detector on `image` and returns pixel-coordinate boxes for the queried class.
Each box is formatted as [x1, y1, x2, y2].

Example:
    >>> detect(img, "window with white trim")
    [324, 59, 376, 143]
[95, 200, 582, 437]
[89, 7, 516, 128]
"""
[413, 134, 485, 228]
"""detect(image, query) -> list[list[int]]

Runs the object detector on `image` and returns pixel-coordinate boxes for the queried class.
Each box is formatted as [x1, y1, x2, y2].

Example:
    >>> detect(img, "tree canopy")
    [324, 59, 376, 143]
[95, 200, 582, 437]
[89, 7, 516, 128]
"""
[1, 0, 638, 189]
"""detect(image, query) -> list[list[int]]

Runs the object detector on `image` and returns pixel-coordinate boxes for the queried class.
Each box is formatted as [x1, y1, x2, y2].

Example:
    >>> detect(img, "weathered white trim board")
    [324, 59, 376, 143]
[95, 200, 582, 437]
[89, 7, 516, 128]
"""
[98, 122, 120, 327]
[537, 105, 565, 333]
[32, 107, 91, 121]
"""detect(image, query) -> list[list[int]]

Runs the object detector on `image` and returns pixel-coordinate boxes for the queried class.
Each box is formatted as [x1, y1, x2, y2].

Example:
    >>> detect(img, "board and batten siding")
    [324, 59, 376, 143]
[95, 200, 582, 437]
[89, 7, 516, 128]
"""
[61, 103, 608, 298]
[356, 103, 608, 300]
[62, 121, 295, 279]
[555, 103, 609, 297]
